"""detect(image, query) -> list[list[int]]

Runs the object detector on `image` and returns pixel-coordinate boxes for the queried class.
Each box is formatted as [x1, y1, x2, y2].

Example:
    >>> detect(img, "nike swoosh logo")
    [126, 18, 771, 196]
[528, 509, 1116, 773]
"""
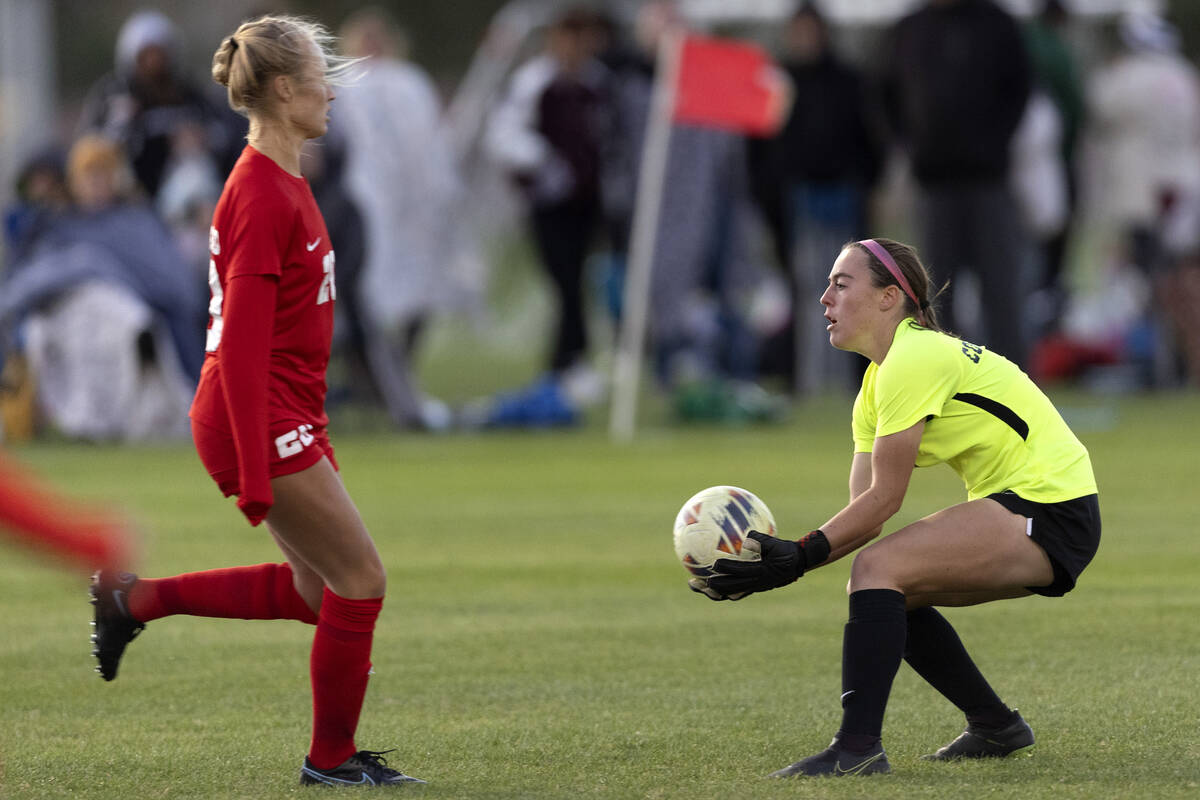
[841, 690, 855, 702]
[112, 590, 130, 618]
[301, 767, 374, 786]
[833, 751, 884, 776]
[306, 237, 322, 251]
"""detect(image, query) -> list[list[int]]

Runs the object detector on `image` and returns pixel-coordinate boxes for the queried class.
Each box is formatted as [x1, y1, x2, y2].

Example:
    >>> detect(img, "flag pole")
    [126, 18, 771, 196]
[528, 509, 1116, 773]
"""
[609, 28, 683, 443]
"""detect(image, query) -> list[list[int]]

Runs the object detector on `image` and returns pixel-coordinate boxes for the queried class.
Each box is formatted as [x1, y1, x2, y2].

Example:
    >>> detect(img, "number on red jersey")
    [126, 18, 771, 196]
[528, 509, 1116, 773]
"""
[317, 250, 336, 305]
[206, 228, 225, 352]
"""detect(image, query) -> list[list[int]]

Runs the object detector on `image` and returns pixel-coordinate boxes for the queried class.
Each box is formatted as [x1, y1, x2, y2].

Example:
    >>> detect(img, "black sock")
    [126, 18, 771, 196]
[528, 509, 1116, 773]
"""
[838, 588, 907, 750]
[904, 606, 1011, 728]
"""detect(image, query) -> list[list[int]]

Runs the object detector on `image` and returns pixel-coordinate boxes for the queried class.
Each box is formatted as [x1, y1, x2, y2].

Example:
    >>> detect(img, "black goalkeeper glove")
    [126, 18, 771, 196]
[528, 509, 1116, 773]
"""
[700, 530, 831, 600]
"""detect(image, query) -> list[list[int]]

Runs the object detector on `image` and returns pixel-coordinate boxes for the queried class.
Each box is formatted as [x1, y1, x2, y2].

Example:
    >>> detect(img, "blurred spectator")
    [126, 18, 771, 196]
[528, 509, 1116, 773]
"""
[882, 0, 1032, 366]
[1084, 11, 1200, 385]
[1009, 90, 1069, 338]
[605, 0, 782, 423]
[2, 149, 70, 438]
[750, 2, 883, 394]
[4, 149, 70, 265]
[78, 9, 245, 200]
[299, 129, 369, 413]
[336, 6, 470, 430]
[1160, 252, 1200, 387]
[1086, 12, 1200, 272]
[155, 121, 224, 287]
[1021, 0, 1086, 325]
[485, 5, 611, 406]
[0, 135, 201, 440]
[67, 133, 137, 212]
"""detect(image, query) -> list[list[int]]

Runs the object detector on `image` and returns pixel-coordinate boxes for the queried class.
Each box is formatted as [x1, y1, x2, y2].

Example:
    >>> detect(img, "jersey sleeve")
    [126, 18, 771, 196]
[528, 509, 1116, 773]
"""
[217, 273, 278, 525]
[872, 330, 961, 438]
[223, 188, 293, 279]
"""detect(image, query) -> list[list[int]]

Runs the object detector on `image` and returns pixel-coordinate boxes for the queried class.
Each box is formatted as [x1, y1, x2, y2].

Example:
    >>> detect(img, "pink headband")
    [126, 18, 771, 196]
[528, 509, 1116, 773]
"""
[858, 239, 922, 317]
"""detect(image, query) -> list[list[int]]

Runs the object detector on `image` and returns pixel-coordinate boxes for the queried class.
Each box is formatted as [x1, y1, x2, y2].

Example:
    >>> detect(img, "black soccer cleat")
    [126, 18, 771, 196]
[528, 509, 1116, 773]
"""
[89, 570, 145, 681]
[769, 737, 891, 777]
[300, 750, 426, 787]
[922, 710, 1035, 761]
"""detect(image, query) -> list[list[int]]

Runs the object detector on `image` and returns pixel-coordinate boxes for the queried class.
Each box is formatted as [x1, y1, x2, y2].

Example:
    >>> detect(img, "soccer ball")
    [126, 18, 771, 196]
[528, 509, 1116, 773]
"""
[672, 486, 777, 584]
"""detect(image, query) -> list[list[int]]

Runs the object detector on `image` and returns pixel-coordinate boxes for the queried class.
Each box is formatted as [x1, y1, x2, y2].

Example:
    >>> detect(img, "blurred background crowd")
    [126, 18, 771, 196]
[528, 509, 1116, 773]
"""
[1, 0, 1198, 442]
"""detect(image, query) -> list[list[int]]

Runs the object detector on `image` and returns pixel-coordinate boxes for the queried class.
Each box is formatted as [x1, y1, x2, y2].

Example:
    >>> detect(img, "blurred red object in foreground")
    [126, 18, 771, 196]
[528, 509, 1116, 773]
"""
[0, 453, 137, 572]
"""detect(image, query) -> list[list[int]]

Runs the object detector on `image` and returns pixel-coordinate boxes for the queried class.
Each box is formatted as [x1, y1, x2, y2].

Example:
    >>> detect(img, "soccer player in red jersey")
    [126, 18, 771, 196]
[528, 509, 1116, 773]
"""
[88, 15, 423, 787]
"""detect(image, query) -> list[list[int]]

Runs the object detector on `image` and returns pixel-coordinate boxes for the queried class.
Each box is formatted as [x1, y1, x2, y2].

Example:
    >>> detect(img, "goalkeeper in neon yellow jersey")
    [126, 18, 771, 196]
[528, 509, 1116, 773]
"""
[695, 238, 1100, 777]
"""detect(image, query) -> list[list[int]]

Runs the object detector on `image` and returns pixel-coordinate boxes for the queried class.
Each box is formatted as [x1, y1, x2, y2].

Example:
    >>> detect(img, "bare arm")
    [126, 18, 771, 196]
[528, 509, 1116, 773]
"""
[812, 419, 924, 567]
[698, 419, 924, 599]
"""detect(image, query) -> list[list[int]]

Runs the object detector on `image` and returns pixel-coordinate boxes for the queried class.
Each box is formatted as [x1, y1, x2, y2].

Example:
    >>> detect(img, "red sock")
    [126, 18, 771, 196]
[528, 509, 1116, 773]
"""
[307, 588, 383, 770]
[127, 563, 318, 624]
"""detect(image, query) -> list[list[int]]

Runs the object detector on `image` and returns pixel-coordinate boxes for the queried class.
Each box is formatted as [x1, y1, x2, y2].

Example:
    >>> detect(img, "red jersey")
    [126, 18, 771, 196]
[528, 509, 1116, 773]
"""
[190, 146, 335, 488]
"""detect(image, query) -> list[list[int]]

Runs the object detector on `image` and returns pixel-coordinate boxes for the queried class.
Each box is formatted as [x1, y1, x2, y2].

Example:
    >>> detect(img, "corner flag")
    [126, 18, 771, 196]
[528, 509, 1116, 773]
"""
[673, 35, 790, 136]
[610, 31, 790, 442]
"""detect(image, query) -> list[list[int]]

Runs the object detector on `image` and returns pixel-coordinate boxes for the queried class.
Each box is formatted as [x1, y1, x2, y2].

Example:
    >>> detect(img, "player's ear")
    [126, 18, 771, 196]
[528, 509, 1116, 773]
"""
[272, 73, 294, 104]
[878, 284, 901, 313]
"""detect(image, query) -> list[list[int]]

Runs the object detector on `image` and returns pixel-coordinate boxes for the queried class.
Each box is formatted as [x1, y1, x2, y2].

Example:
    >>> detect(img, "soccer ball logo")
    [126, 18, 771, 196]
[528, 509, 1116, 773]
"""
[673, 485, 777, 580]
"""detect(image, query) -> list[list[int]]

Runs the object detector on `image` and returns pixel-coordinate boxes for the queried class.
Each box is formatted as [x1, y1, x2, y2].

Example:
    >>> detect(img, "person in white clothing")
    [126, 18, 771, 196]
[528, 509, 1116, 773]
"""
[1083, 11, 1200, 385]
[335, 7, 471, 429]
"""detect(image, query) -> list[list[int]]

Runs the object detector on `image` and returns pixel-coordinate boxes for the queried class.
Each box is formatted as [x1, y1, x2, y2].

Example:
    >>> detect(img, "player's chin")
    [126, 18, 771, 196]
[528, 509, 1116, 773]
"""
[830, 342, 855, 354]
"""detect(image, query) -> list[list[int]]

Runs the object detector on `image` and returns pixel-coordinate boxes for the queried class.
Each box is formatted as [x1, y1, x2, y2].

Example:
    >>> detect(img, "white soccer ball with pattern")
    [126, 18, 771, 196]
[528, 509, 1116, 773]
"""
[673, 486, 777, 586]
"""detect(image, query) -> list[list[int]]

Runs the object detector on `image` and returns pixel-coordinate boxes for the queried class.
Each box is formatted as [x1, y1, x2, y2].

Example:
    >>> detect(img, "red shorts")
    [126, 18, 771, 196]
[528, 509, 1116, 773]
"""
[191, 419, 338, 497]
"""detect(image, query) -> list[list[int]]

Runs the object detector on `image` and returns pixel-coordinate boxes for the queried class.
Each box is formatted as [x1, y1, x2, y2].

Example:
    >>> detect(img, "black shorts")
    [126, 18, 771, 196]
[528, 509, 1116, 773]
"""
[988, 491, 1101, 597]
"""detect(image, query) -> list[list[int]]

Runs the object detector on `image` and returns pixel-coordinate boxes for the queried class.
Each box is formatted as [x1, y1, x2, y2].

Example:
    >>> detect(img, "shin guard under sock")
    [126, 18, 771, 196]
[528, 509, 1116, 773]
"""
[307, 588, 383, 770]
[127, 562, 318, 624]
[904, 606, 1011, 727]
[837, 588, 907, 751]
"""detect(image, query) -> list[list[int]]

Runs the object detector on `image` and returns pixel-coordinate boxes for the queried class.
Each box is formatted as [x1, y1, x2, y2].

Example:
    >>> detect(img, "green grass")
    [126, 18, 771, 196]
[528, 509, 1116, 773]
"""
[2, 392, 1199, 799]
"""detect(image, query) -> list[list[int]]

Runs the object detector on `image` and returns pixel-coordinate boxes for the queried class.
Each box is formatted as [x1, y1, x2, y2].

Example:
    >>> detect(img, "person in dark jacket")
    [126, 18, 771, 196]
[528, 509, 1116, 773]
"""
[486, 6, 611, 381]
[882, 0, 1032, 366]
[77, 9, 245, 200]
[751, 2, 883, 393]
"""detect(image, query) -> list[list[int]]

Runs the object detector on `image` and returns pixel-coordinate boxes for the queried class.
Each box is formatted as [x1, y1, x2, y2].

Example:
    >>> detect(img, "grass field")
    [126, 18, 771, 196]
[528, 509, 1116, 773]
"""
[1, 390, 1198, 799]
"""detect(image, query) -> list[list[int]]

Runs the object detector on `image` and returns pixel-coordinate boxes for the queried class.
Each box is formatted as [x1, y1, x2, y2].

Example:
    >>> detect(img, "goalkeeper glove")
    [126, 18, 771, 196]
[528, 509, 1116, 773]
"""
[701, 530, 831, 599]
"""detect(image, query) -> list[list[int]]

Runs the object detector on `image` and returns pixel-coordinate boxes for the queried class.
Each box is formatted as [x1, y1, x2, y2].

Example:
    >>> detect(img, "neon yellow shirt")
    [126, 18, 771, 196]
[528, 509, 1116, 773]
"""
[852, 320, 1097, 502]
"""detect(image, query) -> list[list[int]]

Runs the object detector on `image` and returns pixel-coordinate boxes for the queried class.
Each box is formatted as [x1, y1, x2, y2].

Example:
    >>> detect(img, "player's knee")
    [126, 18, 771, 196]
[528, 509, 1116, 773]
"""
[847, 545, 891, 591]
[325, 557, 386, 599]
[359, 559, 387, 598]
